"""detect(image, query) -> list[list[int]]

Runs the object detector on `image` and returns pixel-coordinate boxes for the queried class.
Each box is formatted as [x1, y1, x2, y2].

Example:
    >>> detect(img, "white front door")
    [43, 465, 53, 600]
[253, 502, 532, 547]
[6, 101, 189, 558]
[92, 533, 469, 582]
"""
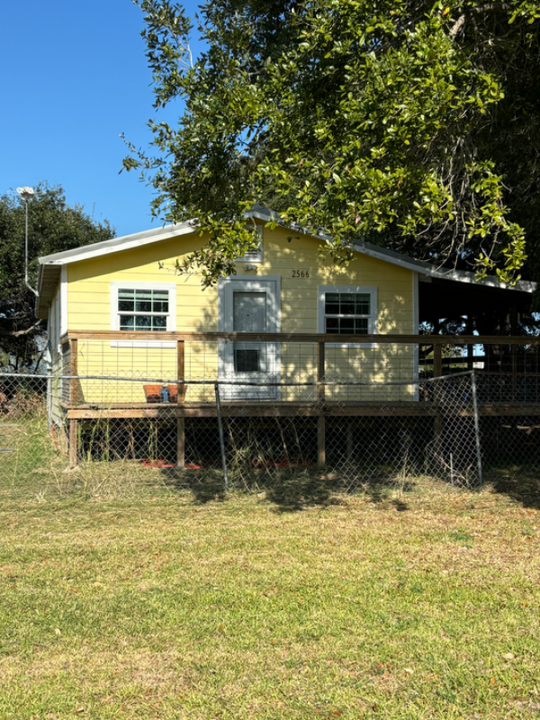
[218, 277, 281, 400]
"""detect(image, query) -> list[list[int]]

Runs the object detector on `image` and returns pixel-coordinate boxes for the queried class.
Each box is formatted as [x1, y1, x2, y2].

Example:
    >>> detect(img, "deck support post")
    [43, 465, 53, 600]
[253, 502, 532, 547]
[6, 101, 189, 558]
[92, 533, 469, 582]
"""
[177, 340, 186, 468]
[317, 416, 326, 469]
[177, 416, 185, 469]
[317, 340, 326, 468]
[346, 422, 354, 460]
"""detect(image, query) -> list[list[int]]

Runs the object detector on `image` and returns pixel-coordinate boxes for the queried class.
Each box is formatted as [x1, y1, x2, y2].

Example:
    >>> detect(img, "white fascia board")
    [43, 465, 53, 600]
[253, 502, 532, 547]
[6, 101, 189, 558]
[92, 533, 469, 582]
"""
[38, 221, 195, 266]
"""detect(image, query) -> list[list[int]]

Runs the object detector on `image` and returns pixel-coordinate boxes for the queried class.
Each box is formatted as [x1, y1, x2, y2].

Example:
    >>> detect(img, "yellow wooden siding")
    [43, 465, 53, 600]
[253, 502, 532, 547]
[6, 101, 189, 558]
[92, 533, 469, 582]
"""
[65, 225, 416, 403]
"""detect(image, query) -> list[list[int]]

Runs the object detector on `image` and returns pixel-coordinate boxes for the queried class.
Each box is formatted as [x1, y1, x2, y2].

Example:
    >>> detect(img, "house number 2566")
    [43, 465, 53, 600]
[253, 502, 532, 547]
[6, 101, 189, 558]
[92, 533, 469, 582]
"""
[291, 269, 310, 278]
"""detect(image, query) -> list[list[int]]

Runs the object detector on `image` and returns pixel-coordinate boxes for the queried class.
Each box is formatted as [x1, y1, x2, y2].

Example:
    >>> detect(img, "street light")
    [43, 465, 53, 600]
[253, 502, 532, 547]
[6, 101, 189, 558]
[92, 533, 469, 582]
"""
[16, 186, 38, 297]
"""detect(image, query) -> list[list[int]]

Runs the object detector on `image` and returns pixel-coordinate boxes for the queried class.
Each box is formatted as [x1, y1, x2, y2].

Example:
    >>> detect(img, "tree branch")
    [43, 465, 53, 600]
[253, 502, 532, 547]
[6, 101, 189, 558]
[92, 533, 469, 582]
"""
[0, 320, 43, 338]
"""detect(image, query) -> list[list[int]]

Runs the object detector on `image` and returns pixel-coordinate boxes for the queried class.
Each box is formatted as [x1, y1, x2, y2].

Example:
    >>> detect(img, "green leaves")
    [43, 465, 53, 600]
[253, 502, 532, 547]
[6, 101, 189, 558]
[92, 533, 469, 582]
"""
[0, 183, 114, 369]
[127, 0, 540, 286]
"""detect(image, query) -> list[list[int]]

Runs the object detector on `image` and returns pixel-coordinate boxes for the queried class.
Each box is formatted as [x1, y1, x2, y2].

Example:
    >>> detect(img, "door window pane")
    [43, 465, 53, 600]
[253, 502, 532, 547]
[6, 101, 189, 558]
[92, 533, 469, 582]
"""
[235, 349, 260, 372]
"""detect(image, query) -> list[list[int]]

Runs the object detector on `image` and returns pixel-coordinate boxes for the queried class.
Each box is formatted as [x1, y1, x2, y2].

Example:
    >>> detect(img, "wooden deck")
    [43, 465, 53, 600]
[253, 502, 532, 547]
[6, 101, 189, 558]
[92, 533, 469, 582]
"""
[63, 399, 540, 420]
[59, 330, 540, 466]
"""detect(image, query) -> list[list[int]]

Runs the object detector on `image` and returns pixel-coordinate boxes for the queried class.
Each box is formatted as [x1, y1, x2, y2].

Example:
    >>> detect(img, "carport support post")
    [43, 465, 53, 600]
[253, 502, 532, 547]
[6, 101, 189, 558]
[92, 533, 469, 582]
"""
[177, 340, 185, 468]
[317, 340, 326, 468]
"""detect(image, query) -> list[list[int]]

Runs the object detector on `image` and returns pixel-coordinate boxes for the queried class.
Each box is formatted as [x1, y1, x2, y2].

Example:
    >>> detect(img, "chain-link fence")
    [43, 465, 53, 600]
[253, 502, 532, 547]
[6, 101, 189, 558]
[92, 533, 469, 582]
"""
[2, 368, 540, 499]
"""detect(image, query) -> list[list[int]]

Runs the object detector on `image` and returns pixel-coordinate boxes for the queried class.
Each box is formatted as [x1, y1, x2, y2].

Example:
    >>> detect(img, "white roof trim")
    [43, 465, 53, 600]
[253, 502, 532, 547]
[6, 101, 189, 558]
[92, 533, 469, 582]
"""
[37, 205, 536, 295]
[38, 220, 195, 266]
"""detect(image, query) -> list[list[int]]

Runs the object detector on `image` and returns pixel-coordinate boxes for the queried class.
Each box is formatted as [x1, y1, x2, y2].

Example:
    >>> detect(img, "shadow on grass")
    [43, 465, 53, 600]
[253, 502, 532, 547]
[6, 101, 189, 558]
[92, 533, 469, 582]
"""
[159, 465, 418, 511]
[484, 465, 540, 509]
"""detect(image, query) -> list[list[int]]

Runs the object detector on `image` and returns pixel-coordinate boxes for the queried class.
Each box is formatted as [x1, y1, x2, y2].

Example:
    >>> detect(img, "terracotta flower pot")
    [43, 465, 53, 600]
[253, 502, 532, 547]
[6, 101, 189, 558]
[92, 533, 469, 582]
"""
[143, 384, 179, 403]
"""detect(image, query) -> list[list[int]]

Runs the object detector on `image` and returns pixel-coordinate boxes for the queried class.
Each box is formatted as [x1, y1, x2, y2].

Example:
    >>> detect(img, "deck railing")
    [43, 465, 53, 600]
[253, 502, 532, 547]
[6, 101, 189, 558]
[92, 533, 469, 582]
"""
[59, 330, 540, 394]
[52, 331, 540, 472]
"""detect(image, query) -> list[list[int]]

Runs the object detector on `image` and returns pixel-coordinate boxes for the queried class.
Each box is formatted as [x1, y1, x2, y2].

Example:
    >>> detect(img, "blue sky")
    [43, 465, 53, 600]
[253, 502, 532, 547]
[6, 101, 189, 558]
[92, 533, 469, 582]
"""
[0, 0, 203, 238]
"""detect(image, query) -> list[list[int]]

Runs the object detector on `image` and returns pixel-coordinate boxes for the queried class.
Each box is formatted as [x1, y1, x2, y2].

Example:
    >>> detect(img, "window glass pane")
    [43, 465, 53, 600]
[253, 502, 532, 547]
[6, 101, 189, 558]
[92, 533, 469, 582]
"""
[153, 298, 169, 312]
[340, 298, 356, 315]
[339, 317, 355, 332]
[325, 292, 371, 316]
[355, 318, 369, 334]
[118, 289, 134, 312]
[135, 316, 152, 330]
[355, 294, 370, 314]
[325, 293, 340, 315]
[325, 317, 368, 334]
[133, 290, 150, 312]
[326, 318, 339, 333]
[153, 316, 167, 330]
[119, 315, 134, 330]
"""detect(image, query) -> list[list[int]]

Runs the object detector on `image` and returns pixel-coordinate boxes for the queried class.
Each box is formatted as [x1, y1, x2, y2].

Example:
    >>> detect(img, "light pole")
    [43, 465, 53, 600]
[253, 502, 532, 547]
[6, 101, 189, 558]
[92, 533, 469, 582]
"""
[16, 186, 38, 297]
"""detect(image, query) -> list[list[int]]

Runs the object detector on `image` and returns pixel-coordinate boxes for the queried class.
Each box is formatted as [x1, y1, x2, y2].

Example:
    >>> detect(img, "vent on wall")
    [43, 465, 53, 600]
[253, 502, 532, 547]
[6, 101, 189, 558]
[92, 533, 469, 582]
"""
[236, 226, 263, 263]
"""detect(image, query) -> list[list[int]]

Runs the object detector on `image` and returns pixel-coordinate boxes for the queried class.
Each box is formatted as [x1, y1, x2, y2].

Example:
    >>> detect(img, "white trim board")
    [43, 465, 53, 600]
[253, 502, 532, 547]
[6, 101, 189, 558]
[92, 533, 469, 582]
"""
[60, 266, 68, 336]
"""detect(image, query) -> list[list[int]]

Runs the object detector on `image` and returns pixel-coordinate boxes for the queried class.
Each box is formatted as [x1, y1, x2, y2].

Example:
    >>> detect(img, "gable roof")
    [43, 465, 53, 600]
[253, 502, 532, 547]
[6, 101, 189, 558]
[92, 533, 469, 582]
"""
[36, 206, 536, 318]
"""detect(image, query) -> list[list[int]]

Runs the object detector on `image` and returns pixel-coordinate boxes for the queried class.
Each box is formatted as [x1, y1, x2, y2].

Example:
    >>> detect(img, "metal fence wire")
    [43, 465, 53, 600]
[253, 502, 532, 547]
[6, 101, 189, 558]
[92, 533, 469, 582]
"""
[1, 370, 539, 494]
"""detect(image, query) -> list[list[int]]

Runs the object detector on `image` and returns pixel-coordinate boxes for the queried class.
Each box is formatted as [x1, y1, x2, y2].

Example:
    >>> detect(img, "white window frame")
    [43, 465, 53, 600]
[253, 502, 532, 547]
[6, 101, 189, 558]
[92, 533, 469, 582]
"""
[318, 285, 378, 348]
[110, 281, 177, 348]
[236, 225, 263, 263]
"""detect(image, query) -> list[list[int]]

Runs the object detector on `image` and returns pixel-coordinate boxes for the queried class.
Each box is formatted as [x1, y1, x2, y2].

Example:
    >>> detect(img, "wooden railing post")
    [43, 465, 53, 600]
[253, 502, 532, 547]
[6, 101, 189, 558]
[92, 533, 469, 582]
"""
[317, 340, 326, 468]
[69, 338, 78, 404]
[177, 340, 186, 404]
[177, 340, 185, 468]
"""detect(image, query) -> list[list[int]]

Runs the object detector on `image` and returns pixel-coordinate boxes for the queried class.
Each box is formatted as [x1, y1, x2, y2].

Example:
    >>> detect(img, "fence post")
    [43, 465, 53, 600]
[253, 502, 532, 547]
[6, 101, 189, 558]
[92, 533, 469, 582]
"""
[317, 340, 326, 468]
[471, 370, 483, 486]
[69, 419, 78, 467]
[433, 343, 443, 456]
[215, 383, 229, 493]
[177, 340, 185, 468]
[69, 338, 78, 466]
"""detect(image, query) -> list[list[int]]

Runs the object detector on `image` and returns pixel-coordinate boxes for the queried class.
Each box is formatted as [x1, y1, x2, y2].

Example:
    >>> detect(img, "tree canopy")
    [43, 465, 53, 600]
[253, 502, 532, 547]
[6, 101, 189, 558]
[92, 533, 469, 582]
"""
[0, 183, 114, 371]
[126, 0, 540, 289]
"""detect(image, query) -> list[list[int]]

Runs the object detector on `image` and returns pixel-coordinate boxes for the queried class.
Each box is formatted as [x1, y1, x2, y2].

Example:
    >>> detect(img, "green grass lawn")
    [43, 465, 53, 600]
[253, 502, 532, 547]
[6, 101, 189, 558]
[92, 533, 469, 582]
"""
[1, 454, 540, 718]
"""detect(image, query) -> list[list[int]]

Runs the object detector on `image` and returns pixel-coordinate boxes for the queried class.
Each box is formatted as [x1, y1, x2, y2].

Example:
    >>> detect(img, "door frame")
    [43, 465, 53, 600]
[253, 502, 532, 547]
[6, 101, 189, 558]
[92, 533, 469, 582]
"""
[218, 276, 281, 400]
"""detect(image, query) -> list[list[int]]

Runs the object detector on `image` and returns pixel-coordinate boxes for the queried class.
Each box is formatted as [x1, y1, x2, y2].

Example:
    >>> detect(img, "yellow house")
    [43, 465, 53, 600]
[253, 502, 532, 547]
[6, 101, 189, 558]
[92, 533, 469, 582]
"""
[36, 205, 535, 411]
